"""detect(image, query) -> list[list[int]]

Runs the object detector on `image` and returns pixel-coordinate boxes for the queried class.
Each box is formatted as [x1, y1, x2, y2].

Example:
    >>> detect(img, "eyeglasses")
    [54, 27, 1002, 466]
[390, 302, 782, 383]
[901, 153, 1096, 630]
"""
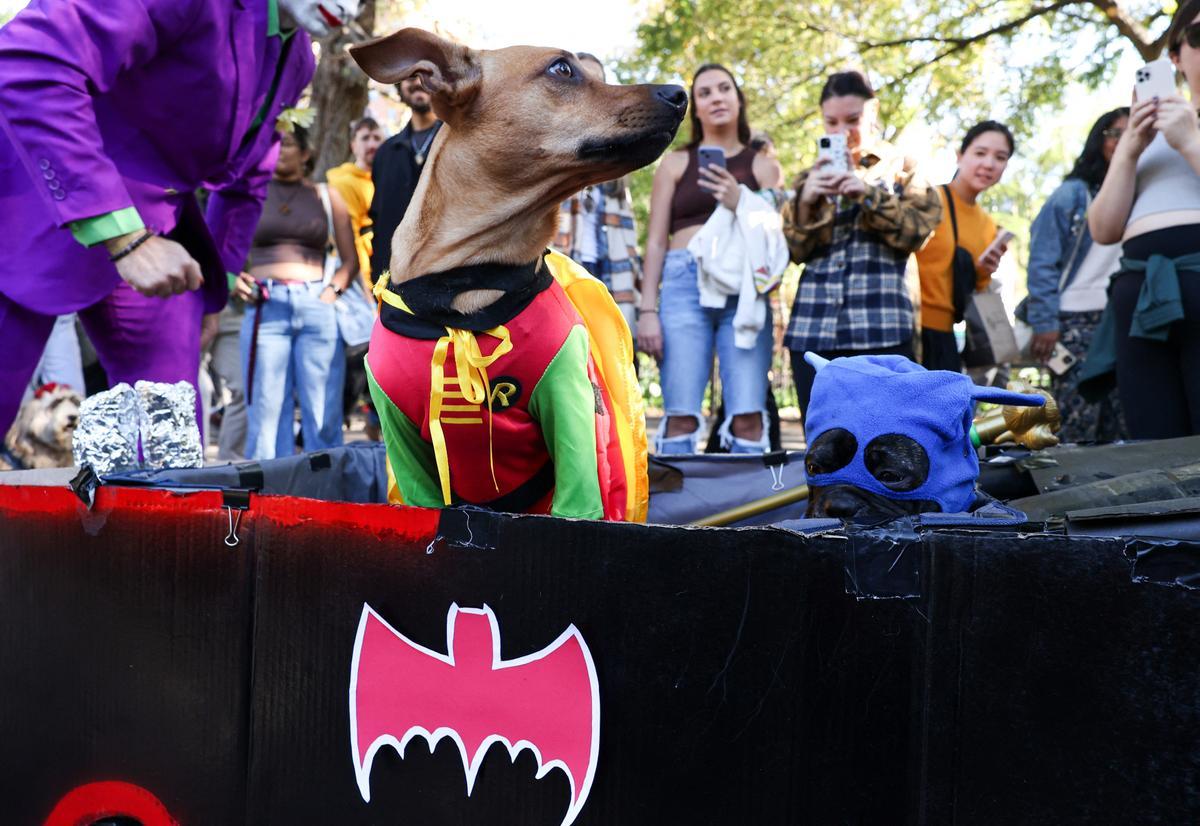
[1182, 21, 1200, 50]
[1102, 128, 1125, 139]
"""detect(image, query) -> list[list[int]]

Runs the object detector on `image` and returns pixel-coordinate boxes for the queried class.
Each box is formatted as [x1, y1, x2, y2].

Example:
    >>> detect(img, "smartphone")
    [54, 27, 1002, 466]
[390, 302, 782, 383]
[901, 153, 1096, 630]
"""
[817, 134, 848, 174]
[1046, 342, 1077, 376]
[1135, 58, 1176, 101]
[697, 145, 726, 171]
[978, 228, 1015, 265]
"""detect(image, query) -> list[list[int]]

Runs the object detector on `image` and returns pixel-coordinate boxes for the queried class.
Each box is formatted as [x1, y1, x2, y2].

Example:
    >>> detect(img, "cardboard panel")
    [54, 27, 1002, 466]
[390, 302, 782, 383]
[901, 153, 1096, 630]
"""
[1, 486, 1197, 824]
[0, 487, 254, 825]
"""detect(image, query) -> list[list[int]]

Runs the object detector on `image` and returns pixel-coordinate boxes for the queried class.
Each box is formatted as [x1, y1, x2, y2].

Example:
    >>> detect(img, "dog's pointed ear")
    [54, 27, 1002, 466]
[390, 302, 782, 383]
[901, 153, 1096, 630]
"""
[349, 28, 480, 126]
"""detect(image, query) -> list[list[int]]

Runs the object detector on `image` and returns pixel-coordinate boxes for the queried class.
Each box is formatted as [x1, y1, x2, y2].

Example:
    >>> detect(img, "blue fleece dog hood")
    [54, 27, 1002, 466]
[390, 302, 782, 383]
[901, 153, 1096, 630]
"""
[804, 353, 1044, 514]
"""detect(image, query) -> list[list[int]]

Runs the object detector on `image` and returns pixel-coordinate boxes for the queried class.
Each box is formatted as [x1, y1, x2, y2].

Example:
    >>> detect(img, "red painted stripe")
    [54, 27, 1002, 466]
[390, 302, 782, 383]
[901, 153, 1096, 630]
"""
[43, 781, 177, 826]
[0, 485, 441, 545]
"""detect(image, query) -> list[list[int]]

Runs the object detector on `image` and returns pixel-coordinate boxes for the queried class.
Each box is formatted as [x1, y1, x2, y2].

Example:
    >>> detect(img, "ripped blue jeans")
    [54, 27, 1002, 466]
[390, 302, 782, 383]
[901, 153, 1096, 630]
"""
[656, 249, 773, 454]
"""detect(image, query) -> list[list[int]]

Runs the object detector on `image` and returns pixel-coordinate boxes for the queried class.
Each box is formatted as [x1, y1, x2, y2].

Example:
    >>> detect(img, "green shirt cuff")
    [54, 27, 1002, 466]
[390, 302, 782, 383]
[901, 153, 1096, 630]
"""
[69, 208, 145, 248]
[227, 272, 239, 290]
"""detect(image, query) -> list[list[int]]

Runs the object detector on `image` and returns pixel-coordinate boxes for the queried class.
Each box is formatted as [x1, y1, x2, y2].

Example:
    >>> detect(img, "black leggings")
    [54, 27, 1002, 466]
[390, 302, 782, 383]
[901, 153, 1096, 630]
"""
[1113, 226, 1200, 439]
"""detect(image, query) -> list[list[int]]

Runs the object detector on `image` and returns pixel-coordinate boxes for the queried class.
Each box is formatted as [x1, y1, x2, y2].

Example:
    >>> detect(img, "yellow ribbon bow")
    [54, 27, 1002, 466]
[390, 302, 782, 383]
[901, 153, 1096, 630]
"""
[375, 273, 513, 506]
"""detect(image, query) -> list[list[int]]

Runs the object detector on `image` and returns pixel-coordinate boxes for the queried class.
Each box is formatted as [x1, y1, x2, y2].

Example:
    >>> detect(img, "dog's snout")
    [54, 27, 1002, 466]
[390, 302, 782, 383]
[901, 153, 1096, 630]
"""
[655, 85, 688, 114]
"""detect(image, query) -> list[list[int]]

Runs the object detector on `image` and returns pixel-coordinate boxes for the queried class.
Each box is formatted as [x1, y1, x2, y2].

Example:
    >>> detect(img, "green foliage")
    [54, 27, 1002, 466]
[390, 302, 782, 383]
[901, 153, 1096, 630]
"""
[619, 0, 1169, 170]
[619, 0, 1167, 292]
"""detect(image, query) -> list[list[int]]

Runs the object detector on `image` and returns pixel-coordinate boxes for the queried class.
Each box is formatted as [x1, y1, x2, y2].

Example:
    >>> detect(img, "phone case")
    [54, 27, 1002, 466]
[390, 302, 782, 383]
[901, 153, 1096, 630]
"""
[697, 146, 726, 170]
[817, 135, 848, 174]
[1046, 343, 1077, 376]
[1135, 58, 1176, 101]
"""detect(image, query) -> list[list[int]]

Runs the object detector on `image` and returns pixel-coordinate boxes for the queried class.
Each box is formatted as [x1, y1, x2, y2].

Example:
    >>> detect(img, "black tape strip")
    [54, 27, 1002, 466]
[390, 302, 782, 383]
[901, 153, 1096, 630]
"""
[1127, 539, 1200, 591]
[309, 452, 332, 471]
[236, 463, 265, 491]
[844, 519, 922, 600]
[434, 506, 500, 551]
[69, 464, 100, 510]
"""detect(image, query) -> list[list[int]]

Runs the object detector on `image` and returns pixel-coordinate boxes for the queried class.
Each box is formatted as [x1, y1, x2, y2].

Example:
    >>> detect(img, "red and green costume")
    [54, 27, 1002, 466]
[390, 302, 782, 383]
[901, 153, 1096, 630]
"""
[365, 250, 648, 522]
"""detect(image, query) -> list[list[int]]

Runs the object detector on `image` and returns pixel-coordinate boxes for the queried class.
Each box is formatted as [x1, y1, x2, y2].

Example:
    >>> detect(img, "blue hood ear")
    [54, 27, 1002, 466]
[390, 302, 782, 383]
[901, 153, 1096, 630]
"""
[804, 351, 831, 372]
[969, 386, 1045, 407]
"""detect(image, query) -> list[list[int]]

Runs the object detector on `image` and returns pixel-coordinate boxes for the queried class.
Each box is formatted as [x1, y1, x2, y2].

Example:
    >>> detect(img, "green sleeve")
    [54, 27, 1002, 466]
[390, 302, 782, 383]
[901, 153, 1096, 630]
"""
[528, 325, 604, 520]
[68, 207, 145, 247]
[364, 360, 444, 508]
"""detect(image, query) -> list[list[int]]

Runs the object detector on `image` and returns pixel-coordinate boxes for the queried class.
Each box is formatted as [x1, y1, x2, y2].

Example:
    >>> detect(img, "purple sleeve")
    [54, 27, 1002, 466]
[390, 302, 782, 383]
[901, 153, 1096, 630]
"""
[0, 0, 200, 226]
[205, 139, 281, 274]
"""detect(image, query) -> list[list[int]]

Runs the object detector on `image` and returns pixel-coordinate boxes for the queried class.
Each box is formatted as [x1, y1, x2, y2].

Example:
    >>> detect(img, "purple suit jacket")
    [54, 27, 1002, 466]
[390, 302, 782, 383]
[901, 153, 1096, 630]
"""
[0, 0, 315, 315]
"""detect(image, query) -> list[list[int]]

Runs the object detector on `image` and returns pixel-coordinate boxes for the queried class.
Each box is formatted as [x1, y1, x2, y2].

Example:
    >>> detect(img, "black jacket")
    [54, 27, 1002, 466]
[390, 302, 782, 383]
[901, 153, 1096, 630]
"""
[367, 120, 442, 277]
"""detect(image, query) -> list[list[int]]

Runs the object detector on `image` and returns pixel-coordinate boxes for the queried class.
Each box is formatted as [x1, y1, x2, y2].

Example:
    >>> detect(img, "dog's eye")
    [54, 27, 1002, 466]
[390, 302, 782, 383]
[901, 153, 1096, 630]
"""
[547, 58, 574, 80]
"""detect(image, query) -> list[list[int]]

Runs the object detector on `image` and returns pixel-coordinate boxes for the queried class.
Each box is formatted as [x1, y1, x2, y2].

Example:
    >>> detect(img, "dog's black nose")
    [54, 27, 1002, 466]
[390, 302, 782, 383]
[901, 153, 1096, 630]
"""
[812, 487, 864, 520]
[655, 85, 688, 114]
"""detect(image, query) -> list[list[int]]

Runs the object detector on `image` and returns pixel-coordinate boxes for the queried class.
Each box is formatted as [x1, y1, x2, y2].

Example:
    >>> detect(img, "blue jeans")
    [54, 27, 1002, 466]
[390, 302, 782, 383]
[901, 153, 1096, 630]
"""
[240, 280, 345, 460]
[658, 249, 773, 454]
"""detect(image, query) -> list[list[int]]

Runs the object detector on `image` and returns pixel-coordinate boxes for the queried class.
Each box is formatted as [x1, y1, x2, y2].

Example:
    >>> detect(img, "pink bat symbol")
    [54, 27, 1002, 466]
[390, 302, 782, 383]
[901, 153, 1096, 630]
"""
[349, 603, 600, 826]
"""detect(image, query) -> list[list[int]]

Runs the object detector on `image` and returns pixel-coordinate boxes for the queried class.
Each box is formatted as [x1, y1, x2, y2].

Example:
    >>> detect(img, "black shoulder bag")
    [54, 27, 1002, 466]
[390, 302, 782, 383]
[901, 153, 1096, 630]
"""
[942, 184, 979, 324]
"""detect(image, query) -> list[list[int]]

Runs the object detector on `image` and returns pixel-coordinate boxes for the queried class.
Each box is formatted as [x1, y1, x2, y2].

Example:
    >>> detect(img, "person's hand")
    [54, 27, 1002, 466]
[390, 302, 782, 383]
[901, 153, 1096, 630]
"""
[200, 312, 220, 351]
[1154, 94, 1200, 155]
[233, 271, 260, 304]
[800, 157, 843, 205]
[697, 163, 741, 211]
[978, 240, 1008, 275]
[107, 234, 203, 298]
[1118, 96, 1159, 163]
[1030, 330, 1060, 363]
[837, 173, 866, 199]
[636, 311, 663, 360]
[319, 284, 340, 305]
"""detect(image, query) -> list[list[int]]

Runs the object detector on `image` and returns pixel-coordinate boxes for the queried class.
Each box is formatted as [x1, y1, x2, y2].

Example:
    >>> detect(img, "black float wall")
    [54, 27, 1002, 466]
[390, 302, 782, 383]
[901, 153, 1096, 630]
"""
[0, 491, 1196, 824]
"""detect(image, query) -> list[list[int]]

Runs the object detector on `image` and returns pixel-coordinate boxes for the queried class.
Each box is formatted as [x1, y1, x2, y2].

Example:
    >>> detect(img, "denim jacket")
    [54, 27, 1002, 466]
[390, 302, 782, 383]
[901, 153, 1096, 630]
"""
[1025, 178, 1093, 333]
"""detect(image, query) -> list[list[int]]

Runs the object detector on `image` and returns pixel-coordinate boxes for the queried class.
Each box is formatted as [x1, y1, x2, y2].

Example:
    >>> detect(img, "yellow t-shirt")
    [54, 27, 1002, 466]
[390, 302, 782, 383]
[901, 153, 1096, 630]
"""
[326, 161, 374, 289]
[914, 186, 996, 332]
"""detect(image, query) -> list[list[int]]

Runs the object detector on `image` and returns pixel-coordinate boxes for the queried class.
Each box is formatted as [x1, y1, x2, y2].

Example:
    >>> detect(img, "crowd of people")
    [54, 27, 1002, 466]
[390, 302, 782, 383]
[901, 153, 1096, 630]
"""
[4, 0, 1200, 464]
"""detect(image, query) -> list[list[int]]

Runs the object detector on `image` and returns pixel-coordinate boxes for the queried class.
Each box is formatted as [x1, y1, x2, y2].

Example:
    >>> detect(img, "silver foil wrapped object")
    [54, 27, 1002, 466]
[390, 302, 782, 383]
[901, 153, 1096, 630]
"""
[72, 383, 139, 474]
[137, 380, 203, 470]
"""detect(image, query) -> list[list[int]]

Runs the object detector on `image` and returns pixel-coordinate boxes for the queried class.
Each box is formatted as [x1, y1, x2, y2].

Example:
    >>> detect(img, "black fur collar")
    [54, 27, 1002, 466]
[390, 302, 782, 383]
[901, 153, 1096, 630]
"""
[379, 253, 553, 340]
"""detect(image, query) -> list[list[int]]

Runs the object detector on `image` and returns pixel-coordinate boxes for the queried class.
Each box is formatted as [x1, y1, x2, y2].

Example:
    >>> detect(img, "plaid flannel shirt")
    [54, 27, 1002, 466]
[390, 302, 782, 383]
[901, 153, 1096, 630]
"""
[554, 181, 642, 327]
[782, 146, 941, 351]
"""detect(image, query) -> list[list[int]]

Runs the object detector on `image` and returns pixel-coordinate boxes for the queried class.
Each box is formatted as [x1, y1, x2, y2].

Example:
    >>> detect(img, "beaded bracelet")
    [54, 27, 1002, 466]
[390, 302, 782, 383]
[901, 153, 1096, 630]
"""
[108, 230, 155, 263]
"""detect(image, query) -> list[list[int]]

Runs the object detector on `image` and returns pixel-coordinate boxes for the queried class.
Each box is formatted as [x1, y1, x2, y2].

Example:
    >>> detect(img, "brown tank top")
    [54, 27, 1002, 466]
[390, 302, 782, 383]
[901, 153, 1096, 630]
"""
[669, 145, 761, 236]
[250, 179, 327, 268]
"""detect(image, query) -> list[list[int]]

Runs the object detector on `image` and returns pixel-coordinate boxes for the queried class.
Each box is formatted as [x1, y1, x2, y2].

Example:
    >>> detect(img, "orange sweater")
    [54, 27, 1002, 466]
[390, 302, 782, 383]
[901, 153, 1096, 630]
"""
[915, 186, 996, 332]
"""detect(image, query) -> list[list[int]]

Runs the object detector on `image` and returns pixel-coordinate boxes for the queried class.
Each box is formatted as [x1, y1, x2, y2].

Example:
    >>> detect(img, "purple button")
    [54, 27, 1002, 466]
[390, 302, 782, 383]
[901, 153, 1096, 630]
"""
[52, 190, 66, 201]
[42, 169, 55, 180]
[38, 158, 50, 170]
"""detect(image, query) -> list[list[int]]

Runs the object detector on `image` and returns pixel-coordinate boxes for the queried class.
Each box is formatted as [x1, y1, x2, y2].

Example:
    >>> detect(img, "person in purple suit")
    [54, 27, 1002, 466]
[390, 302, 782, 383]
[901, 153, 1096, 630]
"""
[0, 0, 360, 436]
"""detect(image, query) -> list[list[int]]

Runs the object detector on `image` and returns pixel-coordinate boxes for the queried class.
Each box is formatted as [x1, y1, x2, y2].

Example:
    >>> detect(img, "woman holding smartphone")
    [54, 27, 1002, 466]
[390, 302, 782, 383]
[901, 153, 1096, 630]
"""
[637, 63, 783, 454]
[1084, 0, 1200, 439]
[1025, 108, 1129, 443]
[913, 121, 1014, 372]
[783, 71, 943, 417]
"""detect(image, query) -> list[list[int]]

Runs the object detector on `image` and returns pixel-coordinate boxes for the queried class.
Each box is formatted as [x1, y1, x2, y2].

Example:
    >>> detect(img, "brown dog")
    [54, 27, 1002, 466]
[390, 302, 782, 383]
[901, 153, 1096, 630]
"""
[0, 383, 81, 470]
[349, 28, 686, 308]
[346, 29, 686, 519]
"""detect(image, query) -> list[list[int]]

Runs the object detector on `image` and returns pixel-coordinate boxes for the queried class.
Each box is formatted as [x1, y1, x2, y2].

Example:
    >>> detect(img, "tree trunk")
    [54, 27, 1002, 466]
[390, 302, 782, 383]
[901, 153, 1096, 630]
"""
[311, 0, 377, 180]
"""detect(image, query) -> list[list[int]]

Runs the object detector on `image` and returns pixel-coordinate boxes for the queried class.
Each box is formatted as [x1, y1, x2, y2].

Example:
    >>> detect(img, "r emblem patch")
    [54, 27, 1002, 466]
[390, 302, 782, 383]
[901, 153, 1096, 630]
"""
[488, 376, 523, 409]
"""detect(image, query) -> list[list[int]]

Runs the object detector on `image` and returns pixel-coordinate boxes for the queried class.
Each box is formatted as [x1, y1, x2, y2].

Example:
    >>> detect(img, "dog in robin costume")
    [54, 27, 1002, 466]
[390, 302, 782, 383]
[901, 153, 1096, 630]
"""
[802, 353, 1044, 522]
[347, 29, 687, 521]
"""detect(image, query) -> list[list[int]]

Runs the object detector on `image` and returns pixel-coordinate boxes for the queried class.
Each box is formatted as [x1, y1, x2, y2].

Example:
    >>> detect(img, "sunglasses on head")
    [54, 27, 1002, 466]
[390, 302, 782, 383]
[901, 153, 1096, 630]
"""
[1102, 127, 1125, 139]
[1182, 21, 1200, 50]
